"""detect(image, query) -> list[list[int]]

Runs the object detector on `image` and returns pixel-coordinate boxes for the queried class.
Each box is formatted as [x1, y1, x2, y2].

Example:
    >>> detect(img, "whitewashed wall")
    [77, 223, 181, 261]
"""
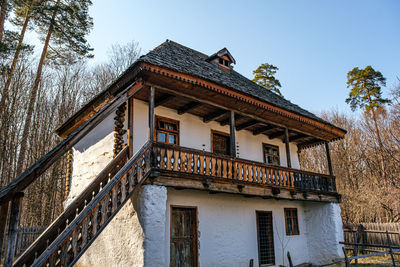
[132, 99, 300, 169]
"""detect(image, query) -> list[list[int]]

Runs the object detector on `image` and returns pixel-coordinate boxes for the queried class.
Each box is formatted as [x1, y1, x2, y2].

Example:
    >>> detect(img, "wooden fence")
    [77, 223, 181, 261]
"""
[343, 223, 400, 252]
[1, 225, 45, 259]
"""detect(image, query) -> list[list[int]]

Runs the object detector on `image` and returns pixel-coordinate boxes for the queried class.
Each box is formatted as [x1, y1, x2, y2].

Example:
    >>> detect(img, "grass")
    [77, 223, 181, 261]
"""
[349, 254, 400, 266]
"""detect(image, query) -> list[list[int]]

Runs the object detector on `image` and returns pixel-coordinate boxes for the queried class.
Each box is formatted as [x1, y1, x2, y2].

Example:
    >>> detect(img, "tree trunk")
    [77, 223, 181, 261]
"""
[0, 1, 33, 118]
[15, 1, 59, 177]
[371, 107, 386, 178]
[0, 0, 7, 41]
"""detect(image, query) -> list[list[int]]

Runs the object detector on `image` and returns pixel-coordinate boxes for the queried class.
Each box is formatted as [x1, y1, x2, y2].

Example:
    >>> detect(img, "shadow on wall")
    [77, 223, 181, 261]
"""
[74, 115, 115, 153]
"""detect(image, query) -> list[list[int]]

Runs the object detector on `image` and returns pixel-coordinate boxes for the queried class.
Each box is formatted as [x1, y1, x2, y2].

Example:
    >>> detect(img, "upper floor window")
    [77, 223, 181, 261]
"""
[263, 143, 280, 166]
[156, 116, 179, 145]
[284, 208, 299, 235]
[211, 130, 230, 156]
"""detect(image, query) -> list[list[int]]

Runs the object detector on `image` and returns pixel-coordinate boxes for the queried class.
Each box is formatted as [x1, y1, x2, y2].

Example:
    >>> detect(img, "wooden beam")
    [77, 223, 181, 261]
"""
[150, 176, 339, 203]
[268, 130, 285, 140]
[177, 101, 202, 115]
[297, 138, 323, 149]
[325, 141, 333, 176]
[289, 133, 308, 142]
[154, 94, 174, 107]
[230, 111, 236, 157]
[149, 83, 327, 139]
[284, 128, 292, 168]
[203, 109, 227, 123]
[221, 114, 243, 126]
[253, 125, 277, 135]
[149, 87, 155, 142]
[236, 119, 259, 131]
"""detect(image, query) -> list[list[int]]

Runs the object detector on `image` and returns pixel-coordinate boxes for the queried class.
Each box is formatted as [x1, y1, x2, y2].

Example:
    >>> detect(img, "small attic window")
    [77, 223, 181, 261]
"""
[206, 48, 236, 72]
[219, 58, 229, 67]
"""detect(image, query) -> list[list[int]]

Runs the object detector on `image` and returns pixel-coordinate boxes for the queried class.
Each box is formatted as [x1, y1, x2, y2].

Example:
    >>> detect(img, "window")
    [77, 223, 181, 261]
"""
[263, 144, 280, 166]
[155, 116, 179, 145]
[211, 130, 230, 156]
[284, 208, 299, 235]
[256, 211, 275, 266]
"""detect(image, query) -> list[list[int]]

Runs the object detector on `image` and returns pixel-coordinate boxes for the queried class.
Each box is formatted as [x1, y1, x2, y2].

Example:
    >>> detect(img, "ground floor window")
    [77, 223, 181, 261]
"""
[284, 208, 299, 235]
[170, 206, 198, 267]
[256, 211, 275, 266]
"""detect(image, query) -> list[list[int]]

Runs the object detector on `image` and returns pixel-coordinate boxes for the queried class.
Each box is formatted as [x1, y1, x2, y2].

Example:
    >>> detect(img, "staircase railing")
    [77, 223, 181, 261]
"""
[12, 146, 128, 266]
[17, 141, 152, 267]
[0, 81, 137, 266]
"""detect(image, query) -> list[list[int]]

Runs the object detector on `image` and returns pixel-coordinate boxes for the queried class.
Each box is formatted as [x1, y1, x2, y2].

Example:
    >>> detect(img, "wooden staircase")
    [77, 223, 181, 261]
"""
[0, 83, 146, 266]
[16, 142, 151, 266]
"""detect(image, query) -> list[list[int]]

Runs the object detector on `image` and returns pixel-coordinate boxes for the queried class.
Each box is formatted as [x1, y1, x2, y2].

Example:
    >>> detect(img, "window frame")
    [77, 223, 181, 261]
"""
[155, 115, 180, 145]
[262, 143, 280, 166]
[284, 208, 300, 236]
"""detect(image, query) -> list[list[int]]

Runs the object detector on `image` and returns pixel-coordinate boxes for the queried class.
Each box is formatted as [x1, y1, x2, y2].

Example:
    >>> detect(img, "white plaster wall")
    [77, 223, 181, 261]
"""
[137, 185, 168, 267]
[304, 202, 344, 265]
[165, 189, 310, 267]
[65, 113, 115, 206]
[133, 99, 300, 169]
[76, 196, 145, 267]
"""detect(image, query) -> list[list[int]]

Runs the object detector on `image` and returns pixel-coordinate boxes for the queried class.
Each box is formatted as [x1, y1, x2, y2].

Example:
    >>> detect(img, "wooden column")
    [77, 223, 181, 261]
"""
[4, 192, 24, 267]
[325, 141, 333, 176]
[149, 86, 155, 142]
[128, 97, 134, 157]
[229, 110, 236, 157]
[113, 103, 127, 157]
[284, 128, 292, 168]
[0, 202, 10, 260]
[64, 150, 72, 200]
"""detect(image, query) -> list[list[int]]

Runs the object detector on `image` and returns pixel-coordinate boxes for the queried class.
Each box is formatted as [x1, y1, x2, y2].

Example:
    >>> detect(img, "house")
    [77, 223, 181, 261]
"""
[2, 40, 346, 267]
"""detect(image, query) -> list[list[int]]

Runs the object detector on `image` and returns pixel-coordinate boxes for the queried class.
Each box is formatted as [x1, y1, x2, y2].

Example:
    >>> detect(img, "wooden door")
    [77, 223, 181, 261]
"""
[170, 207, 198, 267]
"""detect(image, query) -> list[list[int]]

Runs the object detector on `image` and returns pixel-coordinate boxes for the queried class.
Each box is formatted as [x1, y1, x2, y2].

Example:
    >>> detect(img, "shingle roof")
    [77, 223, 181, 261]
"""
[137, 40, 330, 125]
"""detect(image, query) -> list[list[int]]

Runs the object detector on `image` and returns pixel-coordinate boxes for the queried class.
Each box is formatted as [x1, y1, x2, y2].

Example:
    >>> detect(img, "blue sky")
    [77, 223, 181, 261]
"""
[88, 0, 399, 115]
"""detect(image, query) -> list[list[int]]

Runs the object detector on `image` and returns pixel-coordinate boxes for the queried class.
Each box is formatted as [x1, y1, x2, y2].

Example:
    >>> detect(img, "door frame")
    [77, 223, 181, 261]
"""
[170, 205, 198, 267]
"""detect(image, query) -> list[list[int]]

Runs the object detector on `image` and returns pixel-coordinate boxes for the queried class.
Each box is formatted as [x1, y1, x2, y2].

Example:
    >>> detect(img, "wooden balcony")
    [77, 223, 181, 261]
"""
[149, 142, 340, 203]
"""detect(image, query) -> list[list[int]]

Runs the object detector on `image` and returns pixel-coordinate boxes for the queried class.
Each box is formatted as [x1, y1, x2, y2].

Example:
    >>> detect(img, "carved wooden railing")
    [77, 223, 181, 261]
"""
[152, 142, 336, 193]
[13, 146, 128, 266]
[16, 141, 152, 267]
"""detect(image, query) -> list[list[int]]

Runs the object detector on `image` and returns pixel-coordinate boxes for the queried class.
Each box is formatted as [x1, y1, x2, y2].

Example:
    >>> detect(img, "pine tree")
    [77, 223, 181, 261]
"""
[15, 0, 93, 177]
[346, 65, 390, 177]
[0, 0, 39, 116]
[252, 63, 282, 96]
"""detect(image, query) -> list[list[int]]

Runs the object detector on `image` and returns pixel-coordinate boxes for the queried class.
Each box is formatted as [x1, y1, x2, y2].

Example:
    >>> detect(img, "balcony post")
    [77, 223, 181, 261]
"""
[4, 192, 24, 267]
[284, 128, 292, 168]
[128, 97, 134, 157]
[325, 141, 333, 176]
[229, 110, 236, 157]
[149, 86, 155, 142]
[0, 201, 10, 260]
